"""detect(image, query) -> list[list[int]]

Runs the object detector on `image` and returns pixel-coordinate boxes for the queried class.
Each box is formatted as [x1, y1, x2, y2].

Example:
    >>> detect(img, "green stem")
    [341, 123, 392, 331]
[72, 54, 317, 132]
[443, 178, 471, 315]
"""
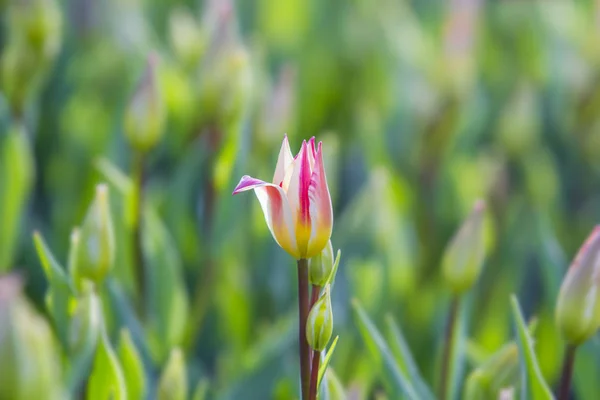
[298, 259, 310, 400]
[439, 296, 460, 400]
[132, 151, 146, 318]
[309, 349, 321, 400]
[558, 345, 577, 400]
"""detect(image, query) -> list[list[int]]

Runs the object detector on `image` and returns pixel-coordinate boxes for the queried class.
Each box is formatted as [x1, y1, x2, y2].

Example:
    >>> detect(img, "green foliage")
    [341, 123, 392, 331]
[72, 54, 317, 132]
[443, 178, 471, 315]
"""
[511, 296, 555, 400]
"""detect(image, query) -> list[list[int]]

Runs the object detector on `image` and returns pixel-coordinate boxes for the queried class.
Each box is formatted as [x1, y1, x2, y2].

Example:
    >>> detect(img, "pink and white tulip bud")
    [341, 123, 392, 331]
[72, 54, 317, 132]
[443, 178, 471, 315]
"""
[555, 226, 600, 345]
[442, 200, 487, 294]
[233, 136, 333, 260]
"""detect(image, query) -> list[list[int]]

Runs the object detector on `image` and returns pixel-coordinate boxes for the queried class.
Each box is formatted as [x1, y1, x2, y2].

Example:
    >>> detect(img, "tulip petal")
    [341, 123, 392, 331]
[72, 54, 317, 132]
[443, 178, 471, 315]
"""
[287, 141, 313, 257]
[306, 142, 333, 258]
[273, 135, 294, 186]
[233, 175, 299, 258]
[307, 137, 317, 171]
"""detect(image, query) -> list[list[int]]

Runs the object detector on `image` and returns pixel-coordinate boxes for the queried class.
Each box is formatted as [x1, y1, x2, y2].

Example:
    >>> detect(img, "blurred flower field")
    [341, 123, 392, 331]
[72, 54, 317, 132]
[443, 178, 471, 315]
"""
[3, 0, 600, 399]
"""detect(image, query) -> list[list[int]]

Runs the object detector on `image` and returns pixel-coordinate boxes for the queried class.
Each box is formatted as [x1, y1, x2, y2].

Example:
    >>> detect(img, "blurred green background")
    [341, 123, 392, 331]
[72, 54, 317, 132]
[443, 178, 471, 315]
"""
[2, 0, 600, 398]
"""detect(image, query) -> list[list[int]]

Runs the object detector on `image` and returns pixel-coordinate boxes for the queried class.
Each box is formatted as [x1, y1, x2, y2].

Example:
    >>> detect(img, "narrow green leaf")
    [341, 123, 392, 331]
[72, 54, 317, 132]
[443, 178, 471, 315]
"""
[0, 125, 34, 272]
[352, 299, 420, 399]
[33, 231, 73, 348]
[385, 314, 435, 400]
[318, 335, 339, 387]
[66, 288, 102, 394]
[324, 368, 347, 400]
[326, 249, 342, 287]
[118, 329, 146, 400]
[94, 157, 132, 195]
[87, 329, 127, 400]
[510, 295, 554, 400]
[192, 378, 209, 400]
[144, 210, 189, 363]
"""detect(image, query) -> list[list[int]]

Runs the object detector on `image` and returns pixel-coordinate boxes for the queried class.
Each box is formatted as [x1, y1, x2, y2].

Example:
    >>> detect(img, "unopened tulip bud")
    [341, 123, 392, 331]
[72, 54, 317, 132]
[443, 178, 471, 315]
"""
[158, 348, 188, 400]
[555, 226, 600, 345]
[306, 285, 333, 352]
[442, 200, 487, 294]
[1, 0, 61, 115]
[125, 54, 166, 153]
[74, 184, 115, 285]
[309, 240, 334, 286]
[0, 275, 63, 399]
[169, 8, 205, 69]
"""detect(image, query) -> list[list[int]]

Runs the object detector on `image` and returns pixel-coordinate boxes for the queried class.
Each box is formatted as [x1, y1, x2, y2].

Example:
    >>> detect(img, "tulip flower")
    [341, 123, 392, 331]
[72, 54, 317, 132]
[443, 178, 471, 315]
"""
[233, 136, 333, 260]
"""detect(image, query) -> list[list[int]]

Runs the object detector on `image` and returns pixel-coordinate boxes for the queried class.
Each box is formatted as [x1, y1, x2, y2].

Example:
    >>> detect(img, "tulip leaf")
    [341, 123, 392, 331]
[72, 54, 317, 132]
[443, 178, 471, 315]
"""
[352, 299, 420, 399]
[192, 378, 210, 400]
[326, 249, 342, 288]
[94, 157, 132, 195]
[144, 210, 189, 363]
[318, 335, 339, 387]
[463, 343, 519, 400]
[385, 314, 436, 400]
[158, 348, 188, 400]
[66, 288, 102, 394]
[0, 125, 34, 272]
[33, 231, 73, 349]
[118, 329, 146, 400]
[87, 329, 127, 400]
[510, 295, 554, 400]
[324, 368, 347, 400]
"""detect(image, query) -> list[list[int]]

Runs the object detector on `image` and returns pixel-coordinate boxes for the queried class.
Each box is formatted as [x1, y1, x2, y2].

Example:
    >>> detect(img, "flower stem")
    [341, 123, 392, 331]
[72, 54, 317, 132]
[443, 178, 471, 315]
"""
[298, 259, 310, 400]
[132, 151, 146, 317]
[309, 349, 321, 400]
[439, 295, 460, 400]
[558, 344, 577, 400]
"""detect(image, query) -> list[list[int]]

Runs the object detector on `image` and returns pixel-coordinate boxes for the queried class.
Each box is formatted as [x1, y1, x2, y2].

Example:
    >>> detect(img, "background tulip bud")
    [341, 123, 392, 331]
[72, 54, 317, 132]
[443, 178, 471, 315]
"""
[158, 348, 188, 400]
[0, 0, 61, 115]
[309, 240, 334, 286]
[555, 226, 600, 345]
[74, 184, 115, 285]
[169, 8, 206, 70]
[0, 275, 63, 400]
[442, 200, 487, 294]
[124, 54, 166, 153]
[306, 285, 333, 352]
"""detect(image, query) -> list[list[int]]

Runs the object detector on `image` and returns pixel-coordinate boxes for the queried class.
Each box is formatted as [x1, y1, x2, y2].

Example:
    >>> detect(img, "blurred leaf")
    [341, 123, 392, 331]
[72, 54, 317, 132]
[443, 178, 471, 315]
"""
[352, 299, 421, 399]
[318, 335, 339, 387]
[118, 329, 146, 400]
[87, 329, 127, 400]
[158, 348, 188, 400]
[144, 210, 189, 363]
[385, 314, 435, 399]
[0, 125, 34, 271]
[463, 343, 519, 400]
[66, 287, 102, 394]
[325, 368, 347, 400]
[510, 295, 554, 400]
[192, 378, 210, 400]
[33, 231, 73, 348]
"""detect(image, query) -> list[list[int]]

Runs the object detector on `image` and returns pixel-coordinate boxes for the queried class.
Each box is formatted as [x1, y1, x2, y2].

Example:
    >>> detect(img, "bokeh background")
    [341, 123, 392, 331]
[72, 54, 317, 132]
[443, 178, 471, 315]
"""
[2, 0, 600, 398]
